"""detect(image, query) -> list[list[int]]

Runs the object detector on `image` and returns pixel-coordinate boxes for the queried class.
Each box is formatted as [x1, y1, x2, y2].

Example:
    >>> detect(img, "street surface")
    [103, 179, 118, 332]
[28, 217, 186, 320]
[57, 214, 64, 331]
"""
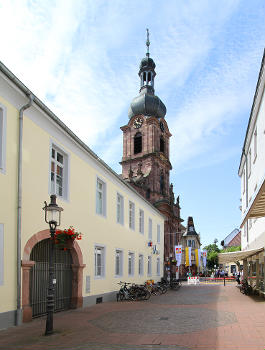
[0, 283, 264, 350]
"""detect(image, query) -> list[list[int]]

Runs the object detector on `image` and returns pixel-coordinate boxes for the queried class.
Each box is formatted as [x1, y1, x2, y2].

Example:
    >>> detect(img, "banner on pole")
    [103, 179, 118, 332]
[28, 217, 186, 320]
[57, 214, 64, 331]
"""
[185, 247, 191, 266]
[195, 248, 201, 267]
[202, 250, 207, 268]
[174, 245, 182, 267]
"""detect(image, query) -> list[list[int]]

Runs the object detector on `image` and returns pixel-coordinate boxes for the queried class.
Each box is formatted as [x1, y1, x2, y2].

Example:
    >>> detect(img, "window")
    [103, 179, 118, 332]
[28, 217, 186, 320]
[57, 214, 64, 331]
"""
[139, 254, 144, 275]
[160, 137, 165, 153]
[156, 257, 160, 276]
[0, 105, 6, 174]
[254, 128, 257, 161]
[192, 240, 195, 248]
[116, 193, 124, 225]
[139, 209, 144, 234]
[134, 133, 142, 154]
[128, 252, 135, 276]
[94, 246, 105, 277]
[129, 201, 135, 230]
[115, 250, 123, 277]
[147, 256, 152, 276]
[148, 218, 152, 240]
[50, 144, 69, 199]
[157, 224, 161, 243]
[247, 149, 251, 178]
[0, 224, 3, 285]
[243, 169, 246, 194]
[187, 240, 191, 247]
[146, 188, 151, 199]
[96, 178, 106, 216]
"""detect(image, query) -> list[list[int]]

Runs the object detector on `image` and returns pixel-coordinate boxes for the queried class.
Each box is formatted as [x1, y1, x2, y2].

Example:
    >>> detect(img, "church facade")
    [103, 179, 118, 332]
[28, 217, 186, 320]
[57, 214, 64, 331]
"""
[120, 33, 187, 277]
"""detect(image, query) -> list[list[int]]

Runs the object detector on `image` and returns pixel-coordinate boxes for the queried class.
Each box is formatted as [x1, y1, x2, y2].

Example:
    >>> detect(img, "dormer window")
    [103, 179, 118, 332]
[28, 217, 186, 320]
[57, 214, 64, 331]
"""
[134, 132, 142, 154]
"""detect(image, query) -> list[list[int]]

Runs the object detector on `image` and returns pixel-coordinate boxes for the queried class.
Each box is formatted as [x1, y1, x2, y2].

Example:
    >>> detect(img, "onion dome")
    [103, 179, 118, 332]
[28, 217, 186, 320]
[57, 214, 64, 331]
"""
[128, 29, 167, 119]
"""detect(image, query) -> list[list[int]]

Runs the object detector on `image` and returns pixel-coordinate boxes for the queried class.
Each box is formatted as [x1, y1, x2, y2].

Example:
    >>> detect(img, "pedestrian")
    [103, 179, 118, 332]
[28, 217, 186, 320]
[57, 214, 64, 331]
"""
[236, 270, 240, 284]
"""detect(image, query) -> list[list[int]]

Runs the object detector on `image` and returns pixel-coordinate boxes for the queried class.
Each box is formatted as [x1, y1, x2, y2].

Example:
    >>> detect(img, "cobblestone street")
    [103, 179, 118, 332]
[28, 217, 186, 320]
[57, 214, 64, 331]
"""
[0, 283, 264, 350]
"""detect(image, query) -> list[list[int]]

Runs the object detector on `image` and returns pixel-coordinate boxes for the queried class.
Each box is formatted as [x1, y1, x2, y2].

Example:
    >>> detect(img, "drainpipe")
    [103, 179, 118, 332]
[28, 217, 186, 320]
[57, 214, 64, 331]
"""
[16, 94, 34, 326]
[243, 148, 249, 243]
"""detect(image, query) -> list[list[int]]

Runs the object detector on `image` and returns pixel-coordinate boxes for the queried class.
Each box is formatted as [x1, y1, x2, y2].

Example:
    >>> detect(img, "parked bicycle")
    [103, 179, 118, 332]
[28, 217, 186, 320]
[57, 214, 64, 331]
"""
[240, 279, 253, 295]
[116, 281, 151, 301]
[116, 282, 135, 301]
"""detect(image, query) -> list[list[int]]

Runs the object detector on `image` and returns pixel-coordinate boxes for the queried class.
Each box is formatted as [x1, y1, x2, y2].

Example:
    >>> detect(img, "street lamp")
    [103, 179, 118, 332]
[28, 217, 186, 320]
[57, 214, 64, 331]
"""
[43, 195, 63, 335]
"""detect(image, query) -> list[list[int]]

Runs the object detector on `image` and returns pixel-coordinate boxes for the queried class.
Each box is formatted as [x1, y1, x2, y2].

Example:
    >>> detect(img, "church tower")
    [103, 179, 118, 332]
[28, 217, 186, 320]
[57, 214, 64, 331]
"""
[120, 30, 184, 263]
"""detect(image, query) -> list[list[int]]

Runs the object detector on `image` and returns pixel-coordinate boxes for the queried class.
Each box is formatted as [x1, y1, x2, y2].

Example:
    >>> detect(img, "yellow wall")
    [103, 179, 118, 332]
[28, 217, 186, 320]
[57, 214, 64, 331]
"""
[0, 92, 164, 314]
[0, 97, 19, 313]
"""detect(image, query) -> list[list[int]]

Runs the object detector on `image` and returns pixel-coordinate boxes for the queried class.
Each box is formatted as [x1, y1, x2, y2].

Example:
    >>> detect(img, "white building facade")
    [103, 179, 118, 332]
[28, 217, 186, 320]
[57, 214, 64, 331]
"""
[237, 51, 265, 294]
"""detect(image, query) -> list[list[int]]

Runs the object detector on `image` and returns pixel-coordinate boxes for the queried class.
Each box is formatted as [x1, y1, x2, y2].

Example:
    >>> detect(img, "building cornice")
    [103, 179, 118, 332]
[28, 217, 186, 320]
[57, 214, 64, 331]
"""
[0, 61, 165, 219]
[238, 49, 265, 176]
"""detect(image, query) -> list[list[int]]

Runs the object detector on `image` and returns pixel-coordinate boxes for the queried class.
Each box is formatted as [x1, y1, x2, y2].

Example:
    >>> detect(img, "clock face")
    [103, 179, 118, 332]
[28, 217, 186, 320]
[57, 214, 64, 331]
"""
[160, 121, 165, 132]
[133, 117, 143, 129]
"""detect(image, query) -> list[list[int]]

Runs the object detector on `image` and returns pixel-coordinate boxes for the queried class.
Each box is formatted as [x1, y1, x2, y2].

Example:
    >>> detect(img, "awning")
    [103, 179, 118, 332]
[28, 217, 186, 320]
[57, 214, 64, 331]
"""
[241, 177, 265, 227]
[218, 247, 264, 264]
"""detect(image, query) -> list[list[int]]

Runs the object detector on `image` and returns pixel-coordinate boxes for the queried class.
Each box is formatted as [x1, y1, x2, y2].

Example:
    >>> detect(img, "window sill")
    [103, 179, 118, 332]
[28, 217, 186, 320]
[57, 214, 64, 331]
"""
[94, 275, 105, 280]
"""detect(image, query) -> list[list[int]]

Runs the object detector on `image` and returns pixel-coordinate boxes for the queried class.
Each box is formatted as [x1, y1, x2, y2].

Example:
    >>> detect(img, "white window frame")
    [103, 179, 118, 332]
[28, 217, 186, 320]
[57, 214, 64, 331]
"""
[116, 193, 124, 225]
[0, 224, 4, 285]
[115, 249, 123, 277]
[147, 255, 152, 276]
[129, 201, 135, 230]
[0, 104, 7, 174]
[148, 218, 152, 240]
[128, 252, 135, 276]
[254, 128, 257, 161]
[156, 257, 160, 276]
[94, 245, 105, 278]
[247, 149, 251, 178]
[139, 209, 144, 234]
[49, 141, 70, 201]
[138, 254, 144, 276]
[243, 168, 246, 194]
[96, 177, 107, 217]
[157, 224, 161, 244]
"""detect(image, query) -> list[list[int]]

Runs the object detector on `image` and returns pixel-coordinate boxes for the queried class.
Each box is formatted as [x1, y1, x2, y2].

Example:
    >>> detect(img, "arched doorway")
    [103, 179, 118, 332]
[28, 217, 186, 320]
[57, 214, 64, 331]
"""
[22, 229, 85, 322]
[30, 238, 73, 318]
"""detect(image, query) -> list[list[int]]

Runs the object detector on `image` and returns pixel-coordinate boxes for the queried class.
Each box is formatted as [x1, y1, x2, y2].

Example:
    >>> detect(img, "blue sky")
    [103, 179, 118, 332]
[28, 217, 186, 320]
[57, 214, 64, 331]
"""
[0, 0, 265, 247]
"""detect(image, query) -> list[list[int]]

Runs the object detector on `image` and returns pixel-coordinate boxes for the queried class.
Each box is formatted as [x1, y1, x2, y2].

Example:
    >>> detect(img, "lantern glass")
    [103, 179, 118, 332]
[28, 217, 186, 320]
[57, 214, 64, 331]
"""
[46, 208, 60, 225]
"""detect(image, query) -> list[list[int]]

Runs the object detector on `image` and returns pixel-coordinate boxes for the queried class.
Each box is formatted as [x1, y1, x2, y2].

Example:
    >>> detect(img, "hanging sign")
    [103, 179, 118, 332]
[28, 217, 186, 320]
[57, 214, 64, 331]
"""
[202, 250, 207, 268]
[174, 245, 182, 267]
[185, 247, 191, 266]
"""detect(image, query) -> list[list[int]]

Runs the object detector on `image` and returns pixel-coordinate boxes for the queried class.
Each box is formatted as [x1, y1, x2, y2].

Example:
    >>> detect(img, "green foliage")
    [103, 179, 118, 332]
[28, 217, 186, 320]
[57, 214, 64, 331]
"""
[203, 239, 220, 269]
[220, 246, 241, 253]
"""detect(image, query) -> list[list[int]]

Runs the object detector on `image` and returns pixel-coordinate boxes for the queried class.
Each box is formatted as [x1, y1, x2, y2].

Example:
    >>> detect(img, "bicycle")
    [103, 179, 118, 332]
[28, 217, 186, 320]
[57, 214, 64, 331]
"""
[116, 281, 135, 301]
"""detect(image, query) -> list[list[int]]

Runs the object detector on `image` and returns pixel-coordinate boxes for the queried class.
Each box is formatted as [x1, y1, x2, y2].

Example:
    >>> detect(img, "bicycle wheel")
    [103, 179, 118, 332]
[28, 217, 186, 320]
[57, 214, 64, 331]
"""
[144, 289, 151, 300]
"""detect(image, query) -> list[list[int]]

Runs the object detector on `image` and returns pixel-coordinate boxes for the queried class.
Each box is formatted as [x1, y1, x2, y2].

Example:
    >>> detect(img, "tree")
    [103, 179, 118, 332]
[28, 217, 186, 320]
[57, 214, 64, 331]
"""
[203, 239, 220, 270]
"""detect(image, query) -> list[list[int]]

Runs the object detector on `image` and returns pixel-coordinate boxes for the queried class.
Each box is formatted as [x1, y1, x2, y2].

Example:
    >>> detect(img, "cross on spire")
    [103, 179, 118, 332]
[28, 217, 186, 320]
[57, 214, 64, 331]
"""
[146, 28, 150, 57]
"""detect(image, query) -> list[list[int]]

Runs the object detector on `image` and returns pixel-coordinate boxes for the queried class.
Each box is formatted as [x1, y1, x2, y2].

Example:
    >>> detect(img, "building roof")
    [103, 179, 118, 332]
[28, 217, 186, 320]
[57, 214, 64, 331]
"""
[221, 228, 241, 248]
[0, 60, 165, 219]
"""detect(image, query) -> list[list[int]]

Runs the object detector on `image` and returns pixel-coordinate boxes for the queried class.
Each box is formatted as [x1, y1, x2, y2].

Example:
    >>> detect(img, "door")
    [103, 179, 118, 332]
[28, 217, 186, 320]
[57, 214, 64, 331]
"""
[30, 238, 73, 318]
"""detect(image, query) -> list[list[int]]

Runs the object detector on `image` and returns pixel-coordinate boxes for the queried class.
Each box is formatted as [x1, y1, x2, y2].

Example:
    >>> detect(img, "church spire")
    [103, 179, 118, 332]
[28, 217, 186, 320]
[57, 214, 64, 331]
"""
[146, 28, 150, 58]
[127, 30, 166, 120]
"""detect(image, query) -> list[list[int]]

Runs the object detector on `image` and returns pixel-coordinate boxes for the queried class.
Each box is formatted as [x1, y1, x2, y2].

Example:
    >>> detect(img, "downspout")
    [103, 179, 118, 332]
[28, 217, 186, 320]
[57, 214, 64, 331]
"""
[242, 148, 249, 243]
[16, 94, 34, 326]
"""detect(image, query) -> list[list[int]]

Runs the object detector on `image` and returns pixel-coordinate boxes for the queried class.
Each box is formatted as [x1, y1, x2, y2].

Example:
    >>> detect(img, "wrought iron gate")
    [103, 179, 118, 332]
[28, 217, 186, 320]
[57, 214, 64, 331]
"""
[30, 239, 73, 318]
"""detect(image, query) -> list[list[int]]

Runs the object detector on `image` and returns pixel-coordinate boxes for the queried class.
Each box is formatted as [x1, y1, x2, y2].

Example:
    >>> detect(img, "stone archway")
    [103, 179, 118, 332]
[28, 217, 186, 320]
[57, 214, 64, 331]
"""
[22, 229, 85, 322]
